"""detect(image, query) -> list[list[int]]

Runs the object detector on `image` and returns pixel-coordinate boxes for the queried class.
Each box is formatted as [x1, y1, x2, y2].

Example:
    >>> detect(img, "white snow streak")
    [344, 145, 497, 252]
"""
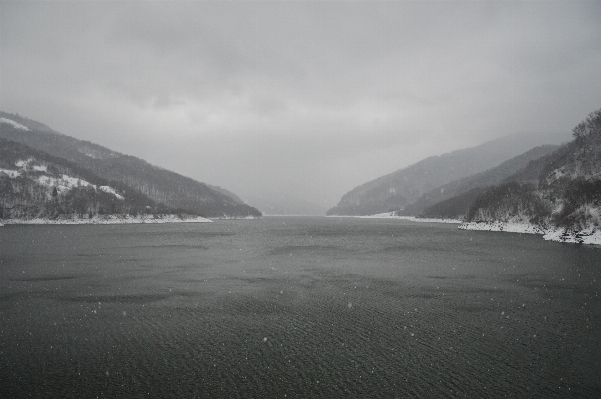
[0, 118, 30, 131]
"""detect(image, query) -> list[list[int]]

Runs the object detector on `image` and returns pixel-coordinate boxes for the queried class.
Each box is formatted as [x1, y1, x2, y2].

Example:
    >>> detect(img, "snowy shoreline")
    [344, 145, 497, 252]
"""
[328, 213, 600, 245]
[459, 221, 601, 245]
[328, 213, 462, 224]
[0, 214, 212, 226]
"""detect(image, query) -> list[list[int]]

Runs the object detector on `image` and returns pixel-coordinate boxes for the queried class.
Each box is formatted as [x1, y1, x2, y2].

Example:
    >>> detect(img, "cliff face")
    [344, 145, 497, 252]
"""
[0, 113, 261, 218]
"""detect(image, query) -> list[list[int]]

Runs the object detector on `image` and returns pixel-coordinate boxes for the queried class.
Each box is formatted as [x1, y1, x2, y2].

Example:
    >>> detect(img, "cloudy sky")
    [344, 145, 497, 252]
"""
[1, 1, 600, 207]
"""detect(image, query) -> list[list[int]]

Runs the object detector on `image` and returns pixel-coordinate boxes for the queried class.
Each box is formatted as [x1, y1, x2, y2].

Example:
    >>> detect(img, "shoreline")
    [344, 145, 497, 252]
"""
[459, 221, 601, 245]
[327, 213, 462, 224]
[0, 214, 212, 225]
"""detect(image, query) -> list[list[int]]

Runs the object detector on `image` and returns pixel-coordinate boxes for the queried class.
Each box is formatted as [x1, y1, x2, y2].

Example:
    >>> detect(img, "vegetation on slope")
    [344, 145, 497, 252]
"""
[464, 108, 601, 233]
[0, 139, 181, 220]
[327, 132, 567, 216]
[0, 113, 261, 217]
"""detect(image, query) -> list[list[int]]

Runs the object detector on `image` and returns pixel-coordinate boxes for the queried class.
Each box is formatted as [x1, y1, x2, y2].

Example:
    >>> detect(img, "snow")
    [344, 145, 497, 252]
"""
[15, 159, 31, 167]
[0, 169, 21, 178]
[34, 172, 124, 200]
[0, 214, 212, 225]
[543, 228, 601, 245]
[15, 159, 47, 172]
[0, 118, 30, 131]
[460, 221, 601, 245]
[99, 185, 125, 200]
[37, 174, 93, 195]
[459, 221, 545, 234]
[329, 213, 462, 224]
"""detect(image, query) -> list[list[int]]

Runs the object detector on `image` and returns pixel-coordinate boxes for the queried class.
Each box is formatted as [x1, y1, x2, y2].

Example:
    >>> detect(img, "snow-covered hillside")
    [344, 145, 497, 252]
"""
[462, 108, 601, 245]
[0, 118, 30, 131]
[2, 157, 124, 200]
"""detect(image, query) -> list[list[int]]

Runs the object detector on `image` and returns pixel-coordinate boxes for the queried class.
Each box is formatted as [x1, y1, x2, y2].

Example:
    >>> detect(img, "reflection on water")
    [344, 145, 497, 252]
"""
[1, 217, 600, 397]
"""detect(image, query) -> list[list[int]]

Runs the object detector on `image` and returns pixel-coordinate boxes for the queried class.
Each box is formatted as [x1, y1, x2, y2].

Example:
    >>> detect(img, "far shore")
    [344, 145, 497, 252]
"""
[0, 214, 212, 226]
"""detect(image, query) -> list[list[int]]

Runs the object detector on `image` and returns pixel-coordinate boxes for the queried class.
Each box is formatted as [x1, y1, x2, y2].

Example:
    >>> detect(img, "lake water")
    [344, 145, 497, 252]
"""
[1, 217, 600, 398]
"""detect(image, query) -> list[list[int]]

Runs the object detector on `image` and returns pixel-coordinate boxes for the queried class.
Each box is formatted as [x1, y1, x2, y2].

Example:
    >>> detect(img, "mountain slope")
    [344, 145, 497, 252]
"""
[0, 138, 167, 220]
[405, 145, 559, 217]
[0, 113, 261, 217]
[461, 108, 601, 243]
[327, 132, 569, 216]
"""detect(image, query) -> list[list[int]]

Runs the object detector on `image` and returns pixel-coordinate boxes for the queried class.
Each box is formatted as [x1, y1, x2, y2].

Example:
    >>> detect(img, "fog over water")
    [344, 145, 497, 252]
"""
[2, 1, 601, 206]
[1, 218, 600, 397]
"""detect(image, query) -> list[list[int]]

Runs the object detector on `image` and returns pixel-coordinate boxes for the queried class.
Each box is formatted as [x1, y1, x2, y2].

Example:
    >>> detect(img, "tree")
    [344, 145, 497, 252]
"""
[573, 108, 601, 147]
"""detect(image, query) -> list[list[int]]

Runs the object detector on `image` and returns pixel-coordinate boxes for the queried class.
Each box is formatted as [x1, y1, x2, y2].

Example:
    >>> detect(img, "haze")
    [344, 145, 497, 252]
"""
[1, 1, 600, 208]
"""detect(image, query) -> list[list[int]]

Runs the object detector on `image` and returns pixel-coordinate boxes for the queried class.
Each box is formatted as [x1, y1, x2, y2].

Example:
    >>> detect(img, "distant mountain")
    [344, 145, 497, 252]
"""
[327, 132, 569, 216]
[242, 191, 327, 216]
[0, 112, 261, 218]
[460, 108, 601, 242]
[407, 145, 559, 218]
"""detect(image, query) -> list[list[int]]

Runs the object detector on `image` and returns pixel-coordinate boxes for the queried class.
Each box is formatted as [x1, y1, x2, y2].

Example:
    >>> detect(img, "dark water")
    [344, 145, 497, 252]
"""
[1, 217, 600, 398]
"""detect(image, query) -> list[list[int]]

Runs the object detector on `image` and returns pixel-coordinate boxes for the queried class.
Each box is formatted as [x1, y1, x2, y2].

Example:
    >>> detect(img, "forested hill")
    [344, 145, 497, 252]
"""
[326, 131, 568, 216]
[0, 138, 162, 220]
[460, 108, 601, 237]
[409, 145, 559, 218]
[0, 112, 261, 218]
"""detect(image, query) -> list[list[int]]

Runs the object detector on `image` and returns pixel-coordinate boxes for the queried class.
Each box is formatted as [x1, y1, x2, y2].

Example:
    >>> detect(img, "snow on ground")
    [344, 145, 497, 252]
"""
[460, 221, 601, 245]
[329, 213, 462, 224]
[37, 174, 93, 195]
[13, 159, 48, 173]
[0, 214, 212, 225]
[9, 159, 123, 200]
[0, 169, 21, 178]
[458, 221, 545, 234]
[0, 118, 30, 131]
[543, 228, 601, 245]
[99, 185, 125, 200]
[15, 159, 30, 167]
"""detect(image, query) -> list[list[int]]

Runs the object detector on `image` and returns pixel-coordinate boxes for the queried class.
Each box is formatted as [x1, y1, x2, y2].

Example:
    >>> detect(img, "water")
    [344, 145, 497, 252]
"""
[1, 217, 600, 398]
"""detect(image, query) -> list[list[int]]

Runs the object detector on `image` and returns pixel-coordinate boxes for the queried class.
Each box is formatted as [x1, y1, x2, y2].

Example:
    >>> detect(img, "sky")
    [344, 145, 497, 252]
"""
[1, 1, 600, 208]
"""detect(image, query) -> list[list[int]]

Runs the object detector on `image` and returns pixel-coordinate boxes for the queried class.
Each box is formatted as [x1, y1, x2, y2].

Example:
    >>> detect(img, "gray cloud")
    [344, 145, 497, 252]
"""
[1, 1, 600, 206]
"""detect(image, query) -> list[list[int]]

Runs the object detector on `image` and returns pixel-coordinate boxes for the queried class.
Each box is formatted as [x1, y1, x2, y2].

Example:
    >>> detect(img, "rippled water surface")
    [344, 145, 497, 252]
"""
[1, 217, 600, 398]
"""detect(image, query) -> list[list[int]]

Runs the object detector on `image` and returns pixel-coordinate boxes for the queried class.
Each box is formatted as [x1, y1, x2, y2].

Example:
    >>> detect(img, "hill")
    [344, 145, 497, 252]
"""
[0, 113, 261, 218]
[409, 145, 559, 218]
[326, 132, 568, 216]
[460, 108, 601, 244]
[0, 138, 178, 221]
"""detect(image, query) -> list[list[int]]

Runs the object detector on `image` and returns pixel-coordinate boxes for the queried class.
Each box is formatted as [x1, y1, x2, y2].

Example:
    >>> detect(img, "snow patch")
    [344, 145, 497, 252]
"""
[459, 221, 601, 245]
[0, 169, 21, 178]
[15, 158, 47, 172]
[36, 174, 124, 200]
[99, 185, 124, 200]
[329, 213, 462, 224]
[0, 214, 212, 225]
[459, 221, 545, 234]
[15, 159, 31, 167]
[0, 118, 30, 131]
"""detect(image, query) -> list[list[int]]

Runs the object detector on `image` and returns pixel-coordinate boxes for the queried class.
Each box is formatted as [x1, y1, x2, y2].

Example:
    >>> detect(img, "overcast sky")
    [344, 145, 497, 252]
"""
[1, 1, 600, 207]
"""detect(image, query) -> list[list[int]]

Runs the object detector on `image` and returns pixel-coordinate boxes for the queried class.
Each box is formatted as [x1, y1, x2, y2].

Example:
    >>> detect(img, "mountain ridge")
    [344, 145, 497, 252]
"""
[327, 131, 569, 216]
[0, 112, 261, 218]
